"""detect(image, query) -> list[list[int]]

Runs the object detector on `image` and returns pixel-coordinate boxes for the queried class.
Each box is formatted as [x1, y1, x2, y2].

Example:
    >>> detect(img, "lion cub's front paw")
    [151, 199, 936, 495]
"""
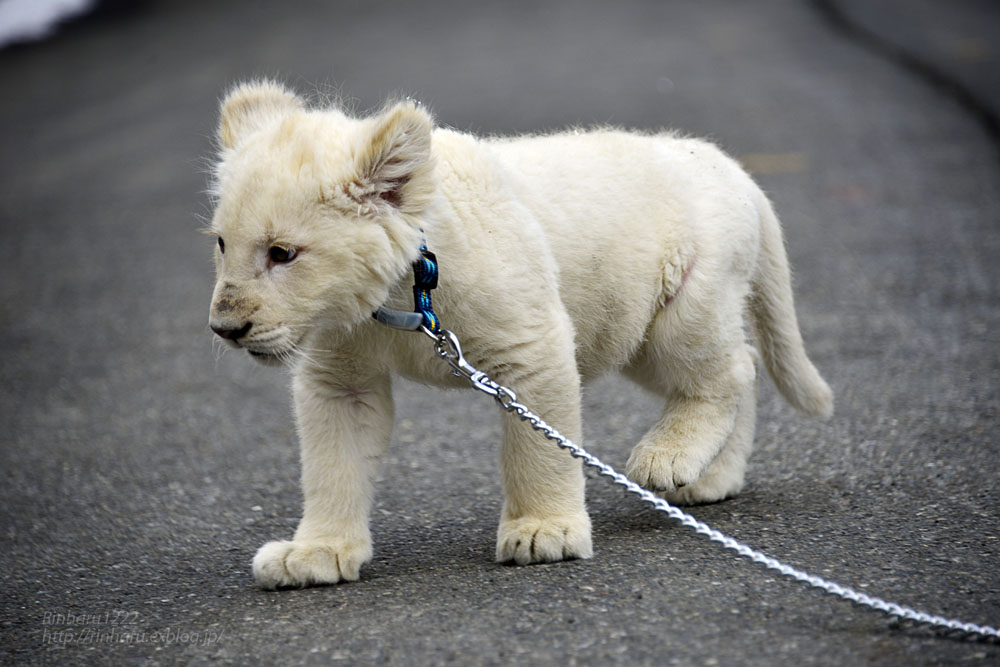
[496, 514, 593, 565]
[625, 444, 713, 493]
[252, 538, 373, 589]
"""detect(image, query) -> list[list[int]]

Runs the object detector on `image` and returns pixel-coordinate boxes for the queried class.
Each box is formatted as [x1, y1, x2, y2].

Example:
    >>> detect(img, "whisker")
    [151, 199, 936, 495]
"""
[288, 344, 321, 367]
[293, 345, 330, 354]
[211, 335, 230, 367]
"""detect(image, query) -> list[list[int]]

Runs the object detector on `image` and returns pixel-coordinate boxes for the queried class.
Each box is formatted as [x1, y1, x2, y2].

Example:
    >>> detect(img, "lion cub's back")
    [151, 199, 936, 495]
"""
[485, 129, 715, 376]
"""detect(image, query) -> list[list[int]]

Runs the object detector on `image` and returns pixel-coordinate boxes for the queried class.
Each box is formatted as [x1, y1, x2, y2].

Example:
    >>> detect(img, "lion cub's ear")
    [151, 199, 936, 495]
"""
[218, 80, 304, 150]
[351, 101, 434, 214]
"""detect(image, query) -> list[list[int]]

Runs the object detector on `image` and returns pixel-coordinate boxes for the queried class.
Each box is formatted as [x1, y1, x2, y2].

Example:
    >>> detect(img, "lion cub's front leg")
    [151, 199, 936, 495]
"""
[492, 327, 593, 565]
[252, 365, 391, 589]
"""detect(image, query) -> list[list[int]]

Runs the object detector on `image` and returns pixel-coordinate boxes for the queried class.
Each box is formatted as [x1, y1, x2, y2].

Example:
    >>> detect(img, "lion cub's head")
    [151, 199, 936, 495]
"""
[207, 80, 434, 365]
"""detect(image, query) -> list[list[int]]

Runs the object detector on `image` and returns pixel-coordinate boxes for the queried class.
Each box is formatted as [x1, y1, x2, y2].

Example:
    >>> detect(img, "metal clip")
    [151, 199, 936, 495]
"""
[422, 327, 506, 398]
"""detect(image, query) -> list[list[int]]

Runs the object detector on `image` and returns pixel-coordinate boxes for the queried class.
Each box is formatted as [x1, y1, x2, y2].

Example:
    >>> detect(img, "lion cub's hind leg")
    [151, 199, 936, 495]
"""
[662, 373, 756, 505]
[624, 280, 757, 504]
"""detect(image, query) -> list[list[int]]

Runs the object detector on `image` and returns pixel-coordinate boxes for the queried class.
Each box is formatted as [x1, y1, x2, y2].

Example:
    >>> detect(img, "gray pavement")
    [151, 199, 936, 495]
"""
[1, 1, 998, 664]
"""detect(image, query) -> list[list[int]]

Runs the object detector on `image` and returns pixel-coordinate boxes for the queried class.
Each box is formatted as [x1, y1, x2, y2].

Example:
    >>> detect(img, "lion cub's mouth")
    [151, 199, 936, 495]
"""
[241, 330, 307, 367]
[247, 349, 283, 363]
[239, 339, 292, 364]
[211, 320, 305, 366]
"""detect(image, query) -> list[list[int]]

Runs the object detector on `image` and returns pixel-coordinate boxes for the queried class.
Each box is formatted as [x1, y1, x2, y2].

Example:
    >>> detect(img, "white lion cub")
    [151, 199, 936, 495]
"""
[208, 80, 832, 589]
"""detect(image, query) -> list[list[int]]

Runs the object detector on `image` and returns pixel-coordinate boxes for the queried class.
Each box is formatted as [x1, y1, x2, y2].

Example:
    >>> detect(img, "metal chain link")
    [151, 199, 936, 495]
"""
[423, 326, 1000, 641]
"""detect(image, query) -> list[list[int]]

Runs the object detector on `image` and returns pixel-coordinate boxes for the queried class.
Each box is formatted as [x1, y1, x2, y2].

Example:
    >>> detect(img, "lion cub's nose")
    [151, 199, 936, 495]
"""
[211, 321, 252, 341]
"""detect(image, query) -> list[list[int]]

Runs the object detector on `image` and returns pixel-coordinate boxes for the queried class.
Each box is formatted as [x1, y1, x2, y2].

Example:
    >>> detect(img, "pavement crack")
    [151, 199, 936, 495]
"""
[811, 0, 1000, 166]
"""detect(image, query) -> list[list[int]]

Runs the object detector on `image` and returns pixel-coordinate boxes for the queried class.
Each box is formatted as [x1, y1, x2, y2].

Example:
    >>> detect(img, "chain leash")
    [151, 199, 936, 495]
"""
[421, 326, 1000, 641]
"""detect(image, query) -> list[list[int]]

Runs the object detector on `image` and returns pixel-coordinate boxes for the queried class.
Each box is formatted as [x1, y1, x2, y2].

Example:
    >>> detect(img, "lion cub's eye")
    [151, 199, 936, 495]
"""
[268, 245, 297, 264]
[217, 237, 225, 254]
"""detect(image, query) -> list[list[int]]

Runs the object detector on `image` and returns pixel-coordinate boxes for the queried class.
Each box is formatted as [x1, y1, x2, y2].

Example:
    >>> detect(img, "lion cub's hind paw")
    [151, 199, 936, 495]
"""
[252, 539, 372, 589]
[496, 514, 593, 565]
[661, 477, 741, 506]
[624, 444, 712, 494]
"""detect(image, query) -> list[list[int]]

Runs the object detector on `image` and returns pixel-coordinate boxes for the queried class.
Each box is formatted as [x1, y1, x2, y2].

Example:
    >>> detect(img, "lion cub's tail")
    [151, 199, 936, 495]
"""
[749, 195, 834, 420]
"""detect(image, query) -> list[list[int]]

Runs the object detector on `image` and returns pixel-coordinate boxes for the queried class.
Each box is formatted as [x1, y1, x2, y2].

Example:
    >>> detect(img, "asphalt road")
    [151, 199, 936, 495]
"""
[1, 1, 998, 665]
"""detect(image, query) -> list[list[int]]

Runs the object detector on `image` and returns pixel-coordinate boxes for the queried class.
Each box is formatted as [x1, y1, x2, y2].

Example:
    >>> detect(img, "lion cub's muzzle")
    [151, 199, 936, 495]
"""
[210, 319, 253, 342]
[209, 296, 295, 367]
[209, 283, 256, 344]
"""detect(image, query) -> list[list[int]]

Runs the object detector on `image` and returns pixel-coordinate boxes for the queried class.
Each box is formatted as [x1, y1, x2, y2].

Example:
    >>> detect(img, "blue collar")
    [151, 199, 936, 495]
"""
[373, 241, 440, 333]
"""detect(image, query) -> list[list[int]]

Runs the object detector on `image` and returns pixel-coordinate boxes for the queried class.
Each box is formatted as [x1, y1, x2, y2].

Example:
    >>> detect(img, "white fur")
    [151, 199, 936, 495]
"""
[208, 80, 833, 589]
